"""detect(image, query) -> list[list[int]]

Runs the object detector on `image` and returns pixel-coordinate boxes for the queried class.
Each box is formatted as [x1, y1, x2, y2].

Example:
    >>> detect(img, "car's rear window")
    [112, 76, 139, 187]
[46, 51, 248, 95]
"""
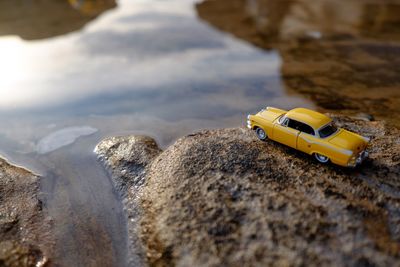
[319, 124, 337, 138]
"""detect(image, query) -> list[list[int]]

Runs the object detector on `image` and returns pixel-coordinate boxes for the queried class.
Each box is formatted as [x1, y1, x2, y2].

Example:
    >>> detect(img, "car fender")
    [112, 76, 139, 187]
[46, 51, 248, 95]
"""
[250, 117, 273, 137]
[310, 147, 352, 166]
[252, 124, 270, 137]
[310, 150, 327, 157]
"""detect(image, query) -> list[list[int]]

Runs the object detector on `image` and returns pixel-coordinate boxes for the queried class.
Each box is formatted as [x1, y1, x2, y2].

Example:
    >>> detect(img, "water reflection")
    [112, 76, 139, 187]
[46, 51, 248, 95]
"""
[198, 0, 400, 43]
[0, 0, 313, 151]
[0, 0, 116, 40]
[69, 0, 117, 15]
[196, 0, 400, 126]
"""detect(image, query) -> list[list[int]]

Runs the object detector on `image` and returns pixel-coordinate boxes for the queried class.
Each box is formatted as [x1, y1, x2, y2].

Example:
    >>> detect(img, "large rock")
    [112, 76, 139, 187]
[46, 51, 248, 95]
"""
[95, 135, 162, 266]
[0, 158, 53, 267]
[96, 116, 400, 267]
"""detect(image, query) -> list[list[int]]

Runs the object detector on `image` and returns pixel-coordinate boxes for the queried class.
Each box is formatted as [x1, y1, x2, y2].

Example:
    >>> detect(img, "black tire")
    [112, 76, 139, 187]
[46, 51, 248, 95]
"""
[314, 153, 329, 163]
[255, 127, 267, 140]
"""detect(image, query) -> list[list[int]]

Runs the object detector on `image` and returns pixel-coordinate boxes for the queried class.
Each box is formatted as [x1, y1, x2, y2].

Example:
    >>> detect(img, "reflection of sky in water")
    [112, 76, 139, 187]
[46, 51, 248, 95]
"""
[0, 0, 313, 156]
[0, 2, 314, 265]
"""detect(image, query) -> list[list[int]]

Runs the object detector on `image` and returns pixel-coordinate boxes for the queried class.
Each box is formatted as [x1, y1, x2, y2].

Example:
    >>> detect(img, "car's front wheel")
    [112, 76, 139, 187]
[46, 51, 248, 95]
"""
[314, 153, 329, 163]
[255, 127, 267, 140]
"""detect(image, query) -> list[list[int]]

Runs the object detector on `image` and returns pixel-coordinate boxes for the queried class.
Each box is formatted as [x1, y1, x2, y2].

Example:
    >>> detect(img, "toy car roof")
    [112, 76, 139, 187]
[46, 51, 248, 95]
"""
[286, 108, 332, 129]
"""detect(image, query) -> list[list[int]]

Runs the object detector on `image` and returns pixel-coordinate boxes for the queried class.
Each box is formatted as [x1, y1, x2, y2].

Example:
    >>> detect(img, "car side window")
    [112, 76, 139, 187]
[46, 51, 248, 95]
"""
[298, 122, 315, 135]
[287, 119, 315, 135]
[287, 119, 298, 130]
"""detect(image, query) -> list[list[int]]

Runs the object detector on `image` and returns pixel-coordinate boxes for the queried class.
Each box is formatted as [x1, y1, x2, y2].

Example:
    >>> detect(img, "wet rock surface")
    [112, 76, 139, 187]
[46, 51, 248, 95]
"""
[96, 116, 400, 266]
[0, 158, 53, 267]
[95, 135, 162, 266]
[95, 135, 162, 194]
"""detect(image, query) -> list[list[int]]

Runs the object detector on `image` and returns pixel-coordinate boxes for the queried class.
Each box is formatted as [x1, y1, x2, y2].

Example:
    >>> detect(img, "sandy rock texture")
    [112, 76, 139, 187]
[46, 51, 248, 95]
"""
[0, 158, 53, 267]
[96, 116, 400, 267]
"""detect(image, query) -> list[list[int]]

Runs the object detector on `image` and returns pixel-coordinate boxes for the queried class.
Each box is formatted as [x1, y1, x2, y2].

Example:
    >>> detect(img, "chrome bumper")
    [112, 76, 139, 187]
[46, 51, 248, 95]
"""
[246, 115, 251, 129]
[356, 150, 369, 165]
[348, 150, 369, 167]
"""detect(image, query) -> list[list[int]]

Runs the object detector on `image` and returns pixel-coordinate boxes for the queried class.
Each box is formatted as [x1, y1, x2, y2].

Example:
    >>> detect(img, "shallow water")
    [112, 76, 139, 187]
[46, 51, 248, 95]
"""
[0, 0, 398, 266]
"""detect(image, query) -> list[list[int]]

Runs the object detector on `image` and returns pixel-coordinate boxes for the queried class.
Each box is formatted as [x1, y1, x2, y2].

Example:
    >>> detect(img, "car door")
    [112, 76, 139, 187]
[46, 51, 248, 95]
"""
[272, 117, 300, 149]
[296, 122, 317, 154]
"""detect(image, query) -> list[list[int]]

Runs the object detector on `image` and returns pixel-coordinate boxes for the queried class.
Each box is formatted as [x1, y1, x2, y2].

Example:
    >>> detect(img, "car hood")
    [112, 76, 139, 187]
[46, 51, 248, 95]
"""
[328, 129, 367, 153]
[258, 107, 287, 122]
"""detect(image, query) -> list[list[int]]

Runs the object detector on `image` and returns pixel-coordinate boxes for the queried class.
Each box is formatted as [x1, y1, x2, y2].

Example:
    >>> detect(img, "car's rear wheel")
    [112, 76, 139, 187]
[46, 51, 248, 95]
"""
[314, 153, 329, 163]
[255, 127, 267, 140]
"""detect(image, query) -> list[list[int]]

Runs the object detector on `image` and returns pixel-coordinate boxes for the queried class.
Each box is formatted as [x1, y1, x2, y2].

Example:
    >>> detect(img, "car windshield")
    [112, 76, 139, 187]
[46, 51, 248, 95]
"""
[278, 115, 286, 124]
[319, 124, 338, 138]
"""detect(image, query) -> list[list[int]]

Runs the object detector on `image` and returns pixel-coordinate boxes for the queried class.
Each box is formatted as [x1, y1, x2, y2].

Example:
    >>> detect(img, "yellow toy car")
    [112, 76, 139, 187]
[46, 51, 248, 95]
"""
[247, 107, 370, 167]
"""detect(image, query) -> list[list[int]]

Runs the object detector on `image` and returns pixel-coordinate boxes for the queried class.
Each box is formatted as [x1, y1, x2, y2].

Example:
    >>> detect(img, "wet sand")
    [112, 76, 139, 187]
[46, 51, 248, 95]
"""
[39, 137, 130, 267]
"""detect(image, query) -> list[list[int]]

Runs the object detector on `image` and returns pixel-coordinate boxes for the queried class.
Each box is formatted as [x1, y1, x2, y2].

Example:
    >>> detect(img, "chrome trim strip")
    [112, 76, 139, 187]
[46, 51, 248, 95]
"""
[298, 135, 316, 144]
[299, 135, 353, 156]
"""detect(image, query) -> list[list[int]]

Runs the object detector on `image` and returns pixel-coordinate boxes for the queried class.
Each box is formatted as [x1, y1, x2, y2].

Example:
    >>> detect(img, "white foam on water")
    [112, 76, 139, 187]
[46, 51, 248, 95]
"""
[36, 126, 98, 154]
